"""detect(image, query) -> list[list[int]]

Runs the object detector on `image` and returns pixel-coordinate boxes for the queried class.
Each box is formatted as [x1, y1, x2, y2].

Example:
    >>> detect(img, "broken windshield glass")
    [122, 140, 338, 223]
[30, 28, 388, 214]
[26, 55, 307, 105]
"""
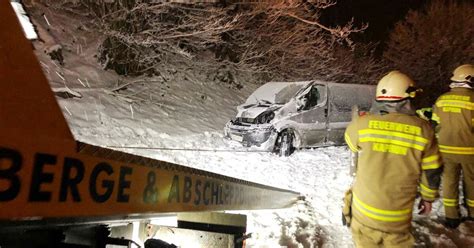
[245, 82, 310, 105]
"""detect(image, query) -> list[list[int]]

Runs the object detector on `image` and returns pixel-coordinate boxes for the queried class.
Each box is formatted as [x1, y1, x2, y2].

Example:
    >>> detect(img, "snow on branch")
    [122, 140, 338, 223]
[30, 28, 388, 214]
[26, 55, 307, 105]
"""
[48, 0, 382, 83]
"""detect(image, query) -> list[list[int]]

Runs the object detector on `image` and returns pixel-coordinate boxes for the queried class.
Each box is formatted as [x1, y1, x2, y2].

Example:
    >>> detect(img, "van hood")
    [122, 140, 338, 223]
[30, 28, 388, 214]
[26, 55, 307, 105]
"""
[236, 104, 281, 119]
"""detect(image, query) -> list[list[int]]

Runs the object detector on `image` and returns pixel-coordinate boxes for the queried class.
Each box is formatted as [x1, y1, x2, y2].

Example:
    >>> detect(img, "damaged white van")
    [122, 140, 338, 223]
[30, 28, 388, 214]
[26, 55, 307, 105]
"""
[224, 80, 376, 156]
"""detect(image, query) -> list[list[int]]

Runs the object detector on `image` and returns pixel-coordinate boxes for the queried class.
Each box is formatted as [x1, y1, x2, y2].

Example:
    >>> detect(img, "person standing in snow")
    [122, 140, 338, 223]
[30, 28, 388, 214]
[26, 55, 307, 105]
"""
[431, 64, 474, 228]
[343, 71, 442, 247]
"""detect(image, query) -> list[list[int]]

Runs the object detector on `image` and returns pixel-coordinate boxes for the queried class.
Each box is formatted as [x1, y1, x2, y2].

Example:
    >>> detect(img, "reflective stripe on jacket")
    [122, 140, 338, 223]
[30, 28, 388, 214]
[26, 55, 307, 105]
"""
[345, 112, 442, 233]
[432, 88, 474, 161]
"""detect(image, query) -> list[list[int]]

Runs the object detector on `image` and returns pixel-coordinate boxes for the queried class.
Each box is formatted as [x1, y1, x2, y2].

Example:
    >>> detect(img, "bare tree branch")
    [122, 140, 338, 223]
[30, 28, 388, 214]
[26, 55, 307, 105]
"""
[45, 0, 382, 84]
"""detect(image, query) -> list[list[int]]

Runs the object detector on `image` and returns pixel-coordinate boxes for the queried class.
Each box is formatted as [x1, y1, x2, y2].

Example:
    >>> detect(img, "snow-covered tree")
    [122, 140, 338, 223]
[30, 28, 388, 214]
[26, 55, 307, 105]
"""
[42, 0, 384, 84]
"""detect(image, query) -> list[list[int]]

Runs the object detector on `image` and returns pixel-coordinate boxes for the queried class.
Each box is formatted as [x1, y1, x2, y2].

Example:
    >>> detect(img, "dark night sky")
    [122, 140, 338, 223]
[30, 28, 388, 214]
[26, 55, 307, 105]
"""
[320, 0, 427, 43]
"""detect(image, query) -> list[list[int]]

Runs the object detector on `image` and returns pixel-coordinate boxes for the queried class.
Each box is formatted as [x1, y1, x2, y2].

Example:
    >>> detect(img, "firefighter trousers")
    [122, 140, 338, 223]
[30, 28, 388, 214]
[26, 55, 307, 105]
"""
[350, 218, 414, 248]
[442, 161, 474, 219]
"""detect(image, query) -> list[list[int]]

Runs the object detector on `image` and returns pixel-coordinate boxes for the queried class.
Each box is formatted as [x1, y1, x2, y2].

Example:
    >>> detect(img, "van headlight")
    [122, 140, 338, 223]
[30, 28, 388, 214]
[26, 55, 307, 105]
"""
[256, 111, 275, 124]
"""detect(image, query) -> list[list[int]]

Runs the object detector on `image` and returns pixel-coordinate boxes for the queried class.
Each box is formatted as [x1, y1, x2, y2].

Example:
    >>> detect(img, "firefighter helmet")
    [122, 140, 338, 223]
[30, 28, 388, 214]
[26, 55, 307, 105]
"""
[451, 64, 474, 83]
[376, 71, 418, 101]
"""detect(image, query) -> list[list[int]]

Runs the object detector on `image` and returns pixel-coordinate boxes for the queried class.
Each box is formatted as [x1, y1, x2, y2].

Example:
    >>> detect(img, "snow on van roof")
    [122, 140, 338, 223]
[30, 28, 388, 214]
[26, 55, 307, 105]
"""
[245, 81, 312, 105]
[244, 80, 375, 105]
[327, 82, 376, 89]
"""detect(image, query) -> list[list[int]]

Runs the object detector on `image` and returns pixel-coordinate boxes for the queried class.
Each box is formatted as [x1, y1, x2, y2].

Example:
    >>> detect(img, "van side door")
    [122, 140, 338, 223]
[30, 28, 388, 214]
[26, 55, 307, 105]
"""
[294, 83, 328, 147]
[327, 84, 374, 145]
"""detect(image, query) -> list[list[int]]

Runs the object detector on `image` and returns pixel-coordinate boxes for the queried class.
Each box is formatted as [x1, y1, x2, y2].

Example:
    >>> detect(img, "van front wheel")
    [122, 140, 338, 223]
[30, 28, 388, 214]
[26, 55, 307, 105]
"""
[278, 131, 294, 157]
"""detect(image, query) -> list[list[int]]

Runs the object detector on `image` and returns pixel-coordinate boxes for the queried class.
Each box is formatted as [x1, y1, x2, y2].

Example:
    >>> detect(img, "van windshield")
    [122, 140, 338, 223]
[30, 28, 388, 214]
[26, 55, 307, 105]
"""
[245, 82, 310, 105]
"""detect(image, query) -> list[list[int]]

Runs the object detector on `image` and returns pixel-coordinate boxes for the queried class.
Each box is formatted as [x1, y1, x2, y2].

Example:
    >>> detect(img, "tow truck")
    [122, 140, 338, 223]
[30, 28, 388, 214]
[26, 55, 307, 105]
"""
[0, 2, 300, 247]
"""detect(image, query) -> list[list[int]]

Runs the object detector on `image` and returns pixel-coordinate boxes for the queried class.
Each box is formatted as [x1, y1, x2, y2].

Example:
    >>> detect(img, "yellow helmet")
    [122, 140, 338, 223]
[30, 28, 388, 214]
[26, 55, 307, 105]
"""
[451, 64, 474, 82]
[376, 71, 418, 101]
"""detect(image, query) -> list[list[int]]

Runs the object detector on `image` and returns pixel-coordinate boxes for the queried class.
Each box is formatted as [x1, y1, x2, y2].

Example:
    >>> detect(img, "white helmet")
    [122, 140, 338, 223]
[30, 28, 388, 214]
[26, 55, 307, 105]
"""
[451, 64, 474, 83]
[376, 71, 419, 101]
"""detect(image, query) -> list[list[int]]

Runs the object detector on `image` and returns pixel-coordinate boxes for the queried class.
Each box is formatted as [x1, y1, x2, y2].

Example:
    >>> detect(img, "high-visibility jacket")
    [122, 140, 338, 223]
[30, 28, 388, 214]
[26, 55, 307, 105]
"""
[432, 87, 474, 163]
[345, 112, 442, 233]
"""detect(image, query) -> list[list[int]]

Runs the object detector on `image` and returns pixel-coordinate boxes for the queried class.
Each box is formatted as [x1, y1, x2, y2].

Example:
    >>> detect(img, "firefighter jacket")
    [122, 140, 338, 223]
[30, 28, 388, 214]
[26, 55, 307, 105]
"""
[345, 110, 442, 233]
[432, 87, 474, 163]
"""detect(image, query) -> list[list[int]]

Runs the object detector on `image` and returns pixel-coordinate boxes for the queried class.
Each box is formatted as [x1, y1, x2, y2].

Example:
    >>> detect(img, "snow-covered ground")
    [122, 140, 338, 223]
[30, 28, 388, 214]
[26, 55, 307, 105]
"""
[44, 60, 474, 247]
[50, 63, 355, 247]
[29, 6, 474, 247]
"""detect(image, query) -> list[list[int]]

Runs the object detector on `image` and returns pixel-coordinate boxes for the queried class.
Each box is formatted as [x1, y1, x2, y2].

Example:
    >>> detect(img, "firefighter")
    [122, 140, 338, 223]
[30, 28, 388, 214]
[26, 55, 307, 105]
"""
[343, 71, 442, 247]
[432, 64, 474, 228]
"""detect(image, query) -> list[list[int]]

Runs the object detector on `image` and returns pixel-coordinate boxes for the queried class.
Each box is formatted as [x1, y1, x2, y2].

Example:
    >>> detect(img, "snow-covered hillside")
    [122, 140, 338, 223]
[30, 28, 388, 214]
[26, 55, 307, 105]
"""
[29, 5, 474, 248]
[44, 51, 356, 247]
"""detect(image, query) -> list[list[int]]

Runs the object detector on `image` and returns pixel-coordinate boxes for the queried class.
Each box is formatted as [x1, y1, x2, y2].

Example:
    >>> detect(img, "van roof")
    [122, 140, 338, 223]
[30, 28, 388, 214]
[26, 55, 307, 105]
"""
[263, 80, 375, 87]
[245, 80, 375, 105]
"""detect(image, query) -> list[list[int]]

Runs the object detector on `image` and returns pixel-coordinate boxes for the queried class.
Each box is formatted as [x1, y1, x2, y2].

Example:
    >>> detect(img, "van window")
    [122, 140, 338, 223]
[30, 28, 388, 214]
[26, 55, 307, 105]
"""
[302, 85, 326, 110]
[329, 84, 373, 112]
[275, 84, 307, 104]
[245, 82, 309, 105]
